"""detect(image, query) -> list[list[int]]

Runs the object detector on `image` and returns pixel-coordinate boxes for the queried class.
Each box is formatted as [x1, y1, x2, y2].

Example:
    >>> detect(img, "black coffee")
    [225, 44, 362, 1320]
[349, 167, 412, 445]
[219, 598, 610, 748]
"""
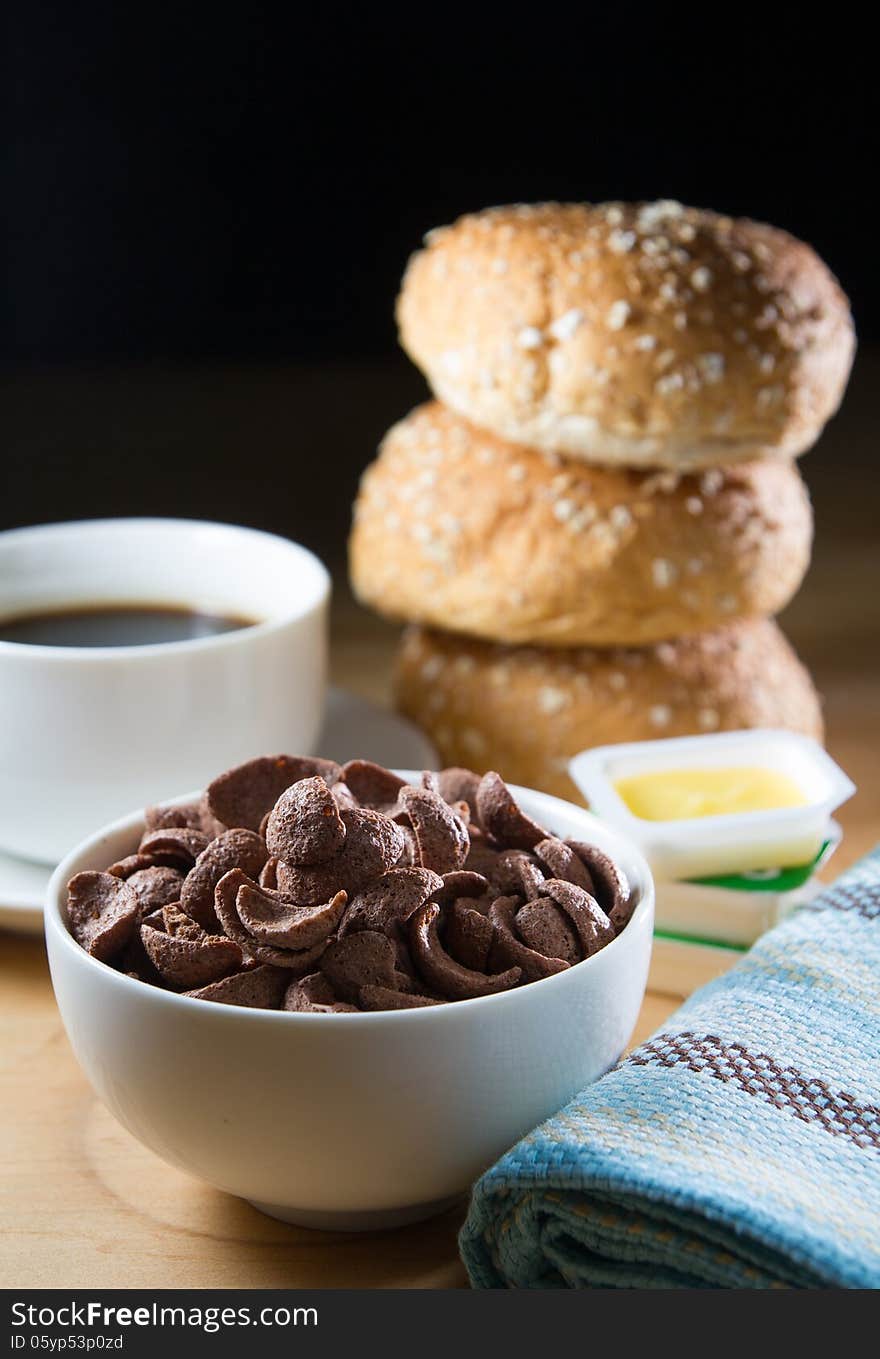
[0, 604, 258, 648]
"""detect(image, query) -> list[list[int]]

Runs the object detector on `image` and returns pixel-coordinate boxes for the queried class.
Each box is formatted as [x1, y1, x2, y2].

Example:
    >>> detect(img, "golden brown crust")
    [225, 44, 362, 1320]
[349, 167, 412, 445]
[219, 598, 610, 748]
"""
[397, 202, 855, 469]
[394, 622, 823, 804]
[350, 403, 813, 646]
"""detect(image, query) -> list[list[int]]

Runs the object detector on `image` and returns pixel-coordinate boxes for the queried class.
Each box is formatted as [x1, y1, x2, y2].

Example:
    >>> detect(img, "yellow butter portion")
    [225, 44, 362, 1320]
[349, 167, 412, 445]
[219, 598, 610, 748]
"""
[614, 766, 808, 822]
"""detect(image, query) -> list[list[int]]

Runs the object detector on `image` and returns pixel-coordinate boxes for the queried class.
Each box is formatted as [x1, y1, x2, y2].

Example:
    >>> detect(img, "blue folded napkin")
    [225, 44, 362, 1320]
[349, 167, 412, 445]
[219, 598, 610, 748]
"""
[460, 847, 880, 1288]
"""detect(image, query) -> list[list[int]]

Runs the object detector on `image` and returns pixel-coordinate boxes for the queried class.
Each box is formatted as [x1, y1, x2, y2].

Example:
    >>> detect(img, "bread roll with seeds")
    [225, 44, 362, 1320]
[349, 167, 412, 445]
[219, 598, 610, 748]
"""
[350, 402, 813, 647]
[397, 202, 854, 470]
[394, 623, 823, 804]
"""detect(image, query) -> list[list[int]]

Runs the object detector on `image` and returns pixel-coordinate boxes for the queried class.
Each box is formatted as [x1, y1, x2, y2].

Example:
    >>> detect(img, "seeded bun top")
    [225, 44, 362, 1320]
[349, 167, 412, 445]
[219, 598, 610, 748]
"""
[397, 201, 854, 470]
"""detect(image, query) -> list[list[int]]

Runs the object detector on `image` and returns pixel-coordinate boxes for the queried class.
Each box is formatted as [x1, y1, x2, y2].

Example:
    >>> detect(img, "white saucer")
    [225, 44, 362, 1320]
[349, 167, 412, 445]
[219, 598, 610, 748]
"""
[0, 688, 437, 936]
[316, 687, 436, 770]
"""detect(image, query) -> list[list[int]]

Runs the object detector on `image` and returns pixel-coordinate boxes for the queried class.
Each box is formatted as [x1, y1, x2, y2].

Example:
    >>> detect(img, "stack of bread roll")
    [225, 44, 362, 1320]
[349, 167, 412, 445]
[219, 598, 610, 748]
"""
[350, 202, 854, 801]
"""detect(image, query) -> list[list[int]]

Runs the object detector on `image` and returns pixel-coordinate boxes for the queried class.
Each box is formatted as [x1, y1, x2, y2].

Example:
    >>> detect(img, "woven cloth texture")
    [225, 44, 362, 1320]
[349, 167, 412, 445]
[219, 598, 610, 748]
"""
[459, 847, 880, 1288]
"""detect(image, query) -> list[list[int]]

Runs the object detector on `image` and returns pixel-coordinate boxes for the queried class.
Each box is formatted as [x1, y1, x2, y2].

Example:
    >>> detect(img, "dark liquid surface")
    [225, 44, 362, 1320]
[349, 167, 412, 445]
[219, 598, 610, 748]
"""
[0, 604, 258, 648]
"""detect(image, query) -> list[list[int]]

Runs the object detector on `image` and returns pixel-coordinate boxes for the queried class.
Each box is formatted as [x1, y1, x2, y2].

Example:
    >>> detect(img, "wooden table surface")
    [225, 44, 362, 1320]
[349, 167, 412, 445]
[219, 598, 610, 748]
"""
[3, 492, 879, 1289]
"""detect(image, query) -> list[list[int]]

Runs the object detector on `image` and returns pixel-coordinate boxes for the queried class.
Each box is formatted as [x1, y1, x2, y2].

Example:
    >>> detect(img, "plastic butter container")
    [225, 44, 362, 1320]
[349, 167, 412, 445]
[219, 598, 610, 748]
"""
[648, 838, 842, 998]
[569, 729, 855, 880]
[653, 826, 840, 947]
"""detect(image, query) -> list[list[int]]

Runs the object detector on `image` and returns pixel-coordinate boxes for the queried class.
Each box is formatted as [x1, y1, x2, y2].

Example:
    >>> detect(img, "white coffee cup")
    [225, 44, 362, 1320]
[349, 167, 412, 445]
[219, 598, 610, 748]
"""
[0, 518, 330, 863]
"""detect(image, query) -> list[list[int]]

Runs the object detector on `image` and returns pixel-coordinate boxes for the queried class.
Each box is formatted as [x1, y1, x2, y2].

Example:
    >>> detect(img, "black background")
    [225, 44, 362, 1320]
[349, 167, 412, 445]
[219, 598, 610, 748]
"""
[6, 8, 876, 360]
[2, 7, 876, 549]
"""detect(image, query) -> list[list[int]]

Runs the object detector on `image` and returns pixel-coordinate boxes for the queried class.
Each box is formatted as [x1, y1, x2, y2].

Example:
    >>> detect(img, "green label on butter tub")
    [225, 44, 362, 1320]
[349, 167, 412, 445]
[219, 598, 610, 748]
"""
[684, 839, 837, 893]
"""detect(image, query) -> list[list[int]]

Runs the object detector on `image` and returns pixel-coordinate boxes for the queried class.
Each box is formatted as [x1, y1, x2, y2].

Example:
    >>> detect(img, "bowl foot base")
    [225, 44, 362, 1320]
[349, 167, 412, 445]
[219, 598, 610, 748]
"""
[246, 1193, 465, 1232]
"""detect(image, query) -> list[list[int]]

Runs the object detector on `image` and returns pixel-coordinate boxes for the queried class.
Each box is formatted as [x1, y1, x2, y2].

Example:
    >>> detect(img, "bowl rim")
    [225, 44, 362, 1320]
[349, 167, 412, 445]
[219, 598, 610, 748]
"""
[46, 779, 654, 1026]
[0, 517, 331, 661]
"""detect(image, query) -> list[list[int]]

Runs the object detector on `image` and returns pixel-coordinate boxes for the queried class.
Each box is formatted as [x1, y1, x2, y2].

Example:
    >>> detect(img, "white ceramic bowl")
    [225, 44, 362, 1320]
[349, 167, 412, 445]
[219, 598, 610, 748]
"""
[46, 784, 654, 1231]
[0, 519, 330, 863]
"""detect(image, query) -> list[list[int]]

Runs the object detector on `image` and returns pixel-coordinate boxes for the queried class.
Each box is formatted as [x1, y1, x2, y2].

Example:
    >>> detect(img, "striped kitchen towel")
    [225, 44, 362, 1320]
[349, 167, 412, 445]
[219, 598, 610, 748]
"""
[460, 847, 880, 1288]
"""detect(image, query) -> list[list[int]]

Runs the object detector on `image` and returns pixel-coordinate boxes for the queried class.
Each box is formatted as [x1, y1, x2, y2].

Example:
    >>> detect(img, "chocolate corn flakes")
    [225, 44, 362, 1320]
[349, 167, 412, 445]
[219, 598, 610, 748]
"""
[67, 757, 634, 1012]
